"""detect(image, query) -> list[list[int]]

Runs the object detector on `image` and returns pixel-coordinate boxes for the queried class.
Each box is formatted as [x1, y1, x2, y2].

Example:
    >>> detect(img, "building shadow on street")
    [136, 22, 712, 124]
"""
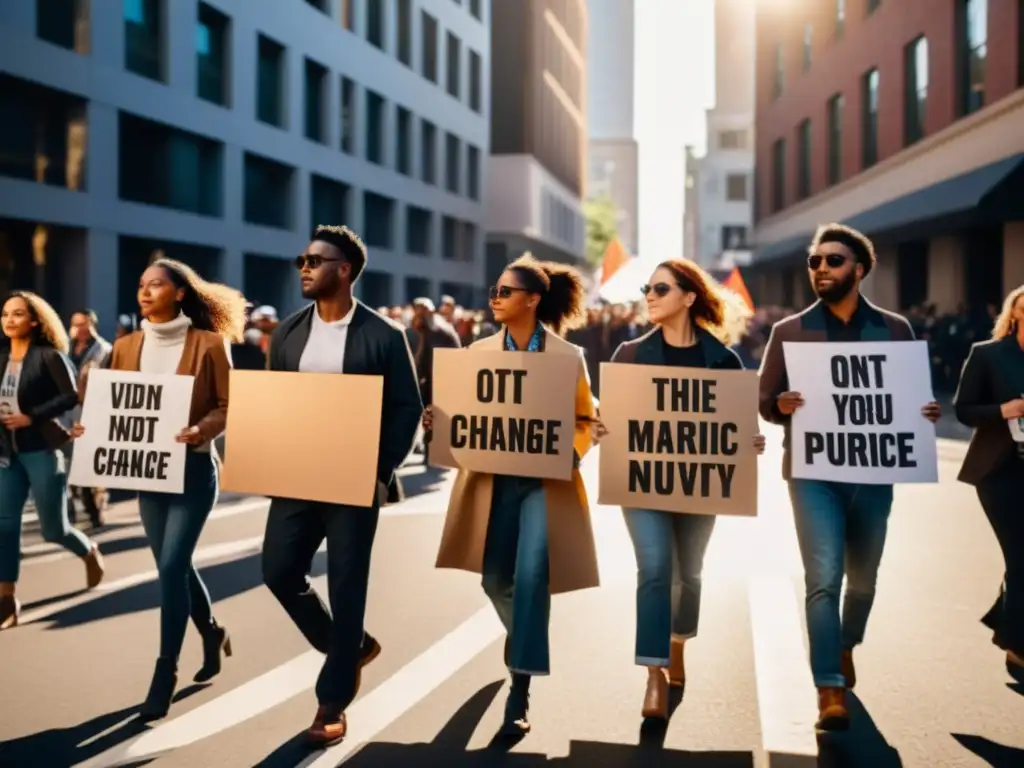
[817, 693, 902, 767]
[951, 733, 1024, 766]
[393, 465, 451, 500]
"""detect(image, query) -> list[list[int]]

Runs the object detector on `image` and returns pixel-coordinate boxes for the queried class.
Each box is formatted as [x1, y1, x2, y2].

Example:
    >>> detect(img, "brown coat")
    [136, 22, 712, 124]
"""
[434, 329, 600, 594]
[106, 328, 231, 443]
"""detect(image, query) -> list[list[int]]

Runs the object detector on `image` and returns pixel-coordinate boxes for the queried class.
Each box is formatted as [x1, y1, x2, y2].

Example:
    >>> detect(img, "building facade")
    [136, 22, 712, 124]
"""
[689, 0, 755, 269]
[0, 0, 490, 336]
[485, 0, 588, 288]
[586, 0, 638, 256]
[752, 0, 1024, 313]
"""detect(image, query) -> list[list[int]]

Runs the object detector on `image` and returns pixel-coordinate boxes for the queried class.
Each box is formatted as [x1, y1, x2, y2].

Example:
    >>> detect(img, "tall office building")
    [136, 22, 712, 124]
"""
[587, 0, 638, 256]
[688, 0, 755, 268]
[485, 0, 588, 287]
[0, 0, 490, 334]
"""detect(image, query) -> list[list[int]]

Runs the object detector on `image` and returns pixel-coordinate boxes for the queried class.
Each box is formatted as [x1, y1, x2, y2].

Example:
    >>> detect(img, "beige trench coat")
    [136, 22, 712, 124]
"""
[434, 329, 600, 594]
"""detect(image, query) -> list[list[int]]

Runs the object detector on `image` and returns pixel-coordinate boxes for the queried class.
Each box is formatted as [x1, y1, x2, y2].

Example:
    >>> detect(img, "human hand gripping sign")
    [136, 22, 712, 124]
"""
[70, 422, 205, 443]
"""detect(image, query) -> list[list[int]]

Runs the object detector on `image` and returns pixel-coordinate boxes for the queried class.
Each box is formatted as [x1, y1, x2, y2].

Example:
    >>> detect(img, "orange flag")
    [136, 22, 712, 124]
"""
[723, 268, 755, 312]
[600, 238, 630, 285]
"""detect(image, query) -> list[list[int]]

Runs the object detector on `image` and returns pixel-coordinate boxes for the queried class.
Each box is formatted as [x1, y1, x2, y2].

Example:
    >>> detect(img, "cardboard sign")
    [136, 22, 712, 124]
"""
[430, 348, 579, 480]
[68, 369, 195, 493]
[220, 370, 383, 506]
[597, 363, 759, 515]
[783, 340, 938, 483]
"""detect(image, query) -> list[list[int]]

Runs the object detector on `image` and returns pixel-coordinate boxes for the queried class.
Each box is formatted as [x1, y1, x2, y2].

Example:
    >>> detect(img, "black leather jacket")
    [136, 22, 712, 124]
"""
[0, 344, 78, 458]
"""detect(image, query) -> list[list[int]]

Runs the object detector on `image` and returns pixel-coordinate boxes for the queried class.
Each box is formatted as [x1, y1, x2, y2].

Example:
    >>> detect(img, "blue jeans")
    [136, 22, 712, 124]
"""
[624, 508, 717, 666]
[0, 449, 92, 582]
[788, 479, 893, 688]
[138, 451, 219, 662]
[481, 475, 551, 676]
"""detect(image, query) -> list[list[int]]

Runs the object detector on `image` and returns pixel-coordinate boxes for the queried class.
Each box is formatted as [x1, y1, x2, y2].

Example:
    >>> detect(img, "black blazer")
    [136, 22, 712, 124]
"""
[0, 344, 78, 455]
[609, 326, 744, 370]
[953, 336, 1024, 485]
[269, 301, 423, 488]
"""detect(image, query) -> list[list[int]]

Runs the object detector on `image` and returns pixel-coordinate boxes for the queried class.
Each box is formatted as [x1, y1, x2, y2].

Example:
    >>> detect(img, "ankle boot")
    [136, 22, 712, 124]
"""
[641, 667, 669, 719]
[194, 622, 232, 683]
[499, 673, 531, 736]
[140, 658, 178, 721]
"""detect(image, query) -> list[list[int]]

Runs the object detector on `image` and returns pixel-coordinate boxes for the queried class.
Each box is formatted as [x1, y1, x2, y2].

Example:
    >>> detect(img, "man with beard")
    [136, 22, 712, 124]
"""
[261, 225, 422, 745]
[758, 223, 941, 731]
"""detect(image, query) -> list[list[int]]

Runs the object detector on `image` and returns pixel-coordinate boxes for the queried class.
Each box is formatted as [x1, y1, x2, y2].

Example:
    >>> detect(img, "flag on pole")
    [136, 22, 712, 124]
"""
[600, 237, 630, 285]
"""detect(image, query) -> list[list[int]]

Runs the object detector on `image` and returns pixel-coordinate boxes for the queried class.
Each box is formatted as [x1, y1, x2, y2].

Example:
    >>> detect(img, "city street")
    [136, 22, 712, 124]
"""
[1, 427, 1021, 768]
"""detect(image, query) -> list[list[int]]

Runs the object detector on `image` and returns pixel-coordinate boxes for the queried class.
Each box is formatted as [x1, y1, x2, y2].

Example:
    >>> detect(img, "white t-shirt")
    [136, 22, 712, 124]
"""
[298, 304, 356, 374]
[0, 361, 22, 418]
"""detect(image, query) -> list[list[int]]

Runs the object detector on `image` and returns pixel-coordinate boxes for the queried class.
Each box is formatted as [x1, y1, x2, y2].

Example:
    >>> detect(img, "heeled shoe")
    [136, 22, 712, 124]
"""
[140, 658, 178, 721]
[499, 673, 531, 736]
[194, 622, 233, 683]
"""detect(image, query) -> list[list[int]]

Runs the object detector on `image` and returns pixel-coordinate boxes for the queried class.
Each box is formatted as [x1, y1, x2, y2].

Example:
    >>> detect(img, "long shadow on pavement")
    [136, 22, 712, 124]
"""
[817, 692, 902, 767]
[951, 733, 1024, 766]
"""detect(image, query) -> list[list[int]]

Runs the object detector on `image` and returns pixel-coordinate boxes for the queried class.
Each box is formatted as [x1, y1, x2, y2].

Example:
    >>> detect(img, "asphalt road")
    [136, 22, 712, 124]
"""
[1, 430, 1021, 768]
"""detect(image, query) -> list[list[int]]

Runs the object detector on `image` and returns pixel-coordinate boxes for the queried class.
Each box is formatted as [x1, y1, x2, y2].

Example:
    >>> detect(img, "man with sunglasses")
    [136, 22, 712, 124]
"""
[260, 225, 422, 746]
[758, 223, 941, 731]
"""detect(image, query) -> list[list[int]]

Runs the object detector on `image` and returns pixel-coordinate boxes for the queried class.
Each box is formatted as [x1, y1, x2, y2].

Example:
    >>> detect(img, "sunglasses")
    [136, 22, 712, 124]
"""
[294, 254, 344, 270]
[807, 253, 847, 270]
[640, 283, 674, 298]
[489, 285, 529, 301]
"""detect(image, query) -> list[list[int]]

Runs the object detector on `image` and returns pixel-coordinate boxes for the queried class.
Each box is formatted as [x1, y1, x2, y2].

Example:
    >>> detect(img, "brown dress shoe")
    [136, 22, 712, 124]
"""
[308, 705, 346, 745]
[641, 667, 669, 719]
[668, 639, 685, 688]
[83, 545, 104, 589]
[841, 649, 856, 689]
[816, 687, 850, 731]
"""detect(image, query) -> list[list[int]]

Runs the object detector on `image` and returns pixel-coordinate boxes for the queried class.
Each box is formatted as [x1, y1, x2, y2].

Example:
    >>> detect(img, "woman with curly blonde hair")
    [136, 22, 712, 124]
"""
[0, 291, 105, 631]
[72, 257, 246, 719]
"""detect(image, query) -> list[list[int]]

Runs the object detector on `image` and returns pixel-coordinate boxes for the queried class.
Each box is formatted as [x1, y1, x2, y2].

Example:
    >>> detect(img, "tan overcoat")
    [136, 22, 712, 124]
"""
[434, 329, 600, 594]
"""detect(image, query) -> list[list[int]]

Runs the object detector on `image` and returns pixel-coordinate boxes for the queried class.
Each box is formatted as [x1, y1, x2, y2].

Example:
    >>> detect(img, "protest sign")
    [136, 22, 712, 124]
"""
[221, 370, 383, 507]
[597, 363, 759, 515]
[783, 340, 938, 483]
[430, 348, 579, 480]
[69, 369, 195, 493]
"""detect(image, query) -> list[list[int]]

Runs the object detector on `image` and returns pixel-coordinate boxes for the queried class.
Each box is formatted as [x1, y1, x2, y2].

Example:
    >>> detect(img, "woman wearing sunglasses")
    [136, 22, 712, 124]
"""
[608, 259, 764, 721]
[425, 253, 599, 737]
[72, 257, 246, 720]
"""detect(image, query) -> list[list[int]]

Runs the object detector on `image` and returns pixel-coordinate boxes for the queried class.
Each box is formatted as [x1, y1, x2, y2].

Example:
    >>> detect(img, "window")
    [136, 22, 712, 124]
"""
[958, 0, 987, 115]
[366, 0, 385, 49]
[310, 174, 349, 232]
[421, 12, 438, 82]
[244, 152, 293, 228]
[771, 138, 785, 213]
[365, 90, 386, 165]
[773, 44, 784, 99]
[421, 120, 436, 184]
[861, 68, 879, 168]
[125, 0, 162, 81]
[363, 192, 394, 248]
[37, 0, 88, 53]
[256, 35, 285, 127]
[396, 106, 412, 175]
[802, 24, 812, 71]
[340, 77, 356, 154]
[197, 4, 228, 106]
[725, 174, 748, 201]
[445, 132, 460, 193]
[446, 32, 461, 98]
[797, 119, 811, 200]
[904, 36, 928, 145]
[397, 0, 412, 66]
[304, 58, 327, 143]
[720, 226, 748, 251]
[470, 0, 482, 20]
[469, 50, 482, 112]
[341, 0, 354, 30]
[827, 93, 844, 186]
[467, 144, 480, 200]
[718, 130, 747, 149]
[442, 216, 459, 259]
[406, 207, 431, 255]
[836, 0, 846, 39]
[304, 0, 327, 12]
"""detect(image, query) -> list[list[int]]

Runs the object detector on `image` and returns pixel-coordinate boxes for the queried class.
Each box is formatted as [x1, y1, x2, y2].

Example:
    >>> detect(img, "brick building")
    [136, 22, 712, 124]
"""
[750, 0, 1024, 314]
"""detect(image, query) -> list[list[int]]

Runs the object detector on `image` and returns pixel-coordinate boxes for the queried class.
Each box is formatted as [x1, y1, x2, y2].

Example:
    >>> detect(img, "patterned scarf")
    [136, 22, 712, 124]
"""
[505, 324, 544, 352]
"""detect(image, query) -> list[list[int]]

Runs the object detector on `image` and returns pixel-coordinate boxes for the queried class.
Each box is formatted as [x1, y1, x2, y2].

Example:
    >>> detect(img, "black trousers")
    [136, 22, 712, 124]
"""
[976, 457, 1024, 656]
[262, 498, 380, 706]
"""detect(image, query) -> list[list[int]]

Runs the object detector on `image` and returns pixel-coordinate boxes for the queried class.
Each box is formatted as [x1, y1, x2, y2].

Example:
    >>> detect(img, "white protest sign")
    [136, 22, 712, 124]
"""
[782, 340, 938, 484]
[69, 369, 195, 493]
[1009, 418, 1024, 443]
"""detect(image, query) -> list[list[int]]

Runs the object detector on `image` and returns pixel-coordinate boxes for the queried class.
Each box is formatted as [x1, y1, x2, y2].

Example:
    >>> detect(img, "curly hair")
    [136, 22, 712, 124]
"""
[655, 259, 753, 347]
[991, 284, 1024, 340]
[506, 253, 588, 335]
[151, 258, 247, 342]
[810, 223, 877, 277]
[2, 291, 70, 353]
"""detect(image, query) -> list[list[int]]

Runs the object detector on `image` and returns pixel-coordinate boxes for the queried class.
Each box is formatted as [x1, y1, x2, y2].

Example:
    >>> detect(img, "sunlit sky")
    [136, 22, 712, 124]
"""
[634, 0, 715, 265]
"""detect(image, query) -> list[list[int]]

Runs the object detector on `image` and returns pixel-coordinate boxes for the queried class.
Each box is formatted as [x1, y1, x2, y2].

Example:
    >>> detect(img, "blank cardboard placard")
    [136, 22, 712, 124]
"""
[221, 370, 383, 506]
[430, 348, 579, 481]
[598, 362, 759, 516]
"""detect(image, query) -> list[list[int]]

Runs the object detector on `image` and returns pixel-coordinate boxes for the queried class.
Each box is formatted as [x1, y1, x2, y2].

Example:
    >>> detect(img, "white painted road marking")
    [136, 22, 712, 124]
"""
[77, 606, 502, 768]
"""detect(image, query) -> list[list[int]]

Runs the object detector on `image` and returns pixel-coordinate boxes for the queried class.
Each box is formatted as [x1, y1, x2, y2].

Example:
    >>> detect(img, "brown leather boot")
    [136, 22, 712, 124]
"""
[816, 687, 850, 731]
[668, 638, 685, 687]
[841, 649, 856, 689]
[641, 667, 669, 720]
[83, 545, 104, 589]
[308, 705, 347, 745]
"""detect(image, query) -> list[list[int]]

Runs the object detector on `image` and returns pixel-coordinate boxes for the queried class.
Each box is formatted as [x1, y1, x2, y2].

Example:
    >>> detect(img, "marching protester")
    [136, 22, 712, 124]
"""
[426, 254, 599, 737]
[260, 225, 421, 746]
[758, 224, 941, 730]
[953, 283, 1024, 680]
[606, 259, 765, 720]
[71, 258, 244, 719]
[0, 292, 105, 631]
